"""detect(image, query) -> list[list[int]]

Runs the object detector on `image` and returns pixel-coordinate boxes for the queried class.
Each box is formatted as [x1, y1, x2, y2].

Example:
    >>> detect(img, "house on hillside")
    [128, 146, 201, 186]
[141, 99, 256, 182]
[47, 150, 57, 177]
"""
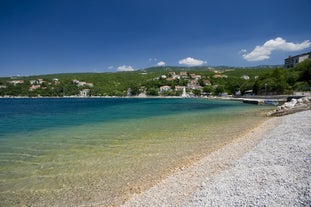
[213, 74, 228, 79]
[175, 86, 186, 91]
[284, 51, 311, 69]
[72, 80, 94, 87]
[187, 80, 203, 91]
[168, 72, 181, 80]
[29, 80, 37, 85]
[159, 86, 172, 93]
[37, 79, 45, 84]
[180, 71, 188, 79]
[29, 79, 47, 85]
[7, 80, 24, 85]
[53, 78, 60, 85]
[166, 78, 175, 81]
[29, 85, 41, 91]
[190, 74, 201, 80]
[80, 89, 90, 97]
[241, 75, 250, 80]
[203, 80, 211, 86]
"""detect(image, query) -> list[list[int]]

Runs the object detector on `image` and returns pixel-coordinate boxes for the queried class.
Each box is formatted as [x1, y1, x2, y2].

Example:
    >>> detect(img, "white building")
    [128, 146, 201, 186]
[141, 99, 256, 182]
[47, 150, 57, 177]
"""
[241, 75, 250, 80]
[159, 86, 172, 92]
[80, 89, 90, 97]
[284, 51, 311, 69]
[7, 80, 24, 85]
[72, 80, 94, 87]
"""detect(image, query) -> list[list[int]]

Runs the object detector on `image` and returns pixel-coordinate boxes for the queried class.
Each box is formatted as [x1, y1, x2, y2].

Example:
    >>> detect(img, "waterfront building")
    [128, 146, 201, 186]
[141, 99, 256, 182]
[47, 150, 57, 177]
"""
[284, 51, 311, 69]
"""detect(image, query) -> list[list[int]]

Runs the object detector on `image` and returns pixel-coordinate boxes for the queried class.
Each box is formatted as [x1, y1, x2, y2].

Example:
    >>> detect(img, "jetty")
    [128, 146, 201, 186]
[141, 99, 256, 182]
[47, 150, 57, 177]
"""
[267, 97, 311, 116]
[216, 95, 288, 106]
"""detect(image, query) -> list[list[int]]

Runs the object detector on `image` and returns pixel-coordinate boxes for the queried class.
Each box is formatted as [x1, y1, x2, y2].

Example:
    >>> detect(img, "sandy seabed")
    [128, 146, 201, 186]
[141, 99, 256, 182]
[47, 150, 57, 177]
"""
[122, 110, 311, 207]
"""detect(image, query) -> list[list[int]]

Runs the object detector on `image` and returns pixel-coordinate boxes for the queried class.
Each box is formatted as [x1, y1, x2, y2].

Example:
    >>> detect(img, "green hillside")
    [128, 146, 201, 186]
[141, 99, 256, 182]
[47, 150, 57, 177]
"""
[0, 60, 310, 97]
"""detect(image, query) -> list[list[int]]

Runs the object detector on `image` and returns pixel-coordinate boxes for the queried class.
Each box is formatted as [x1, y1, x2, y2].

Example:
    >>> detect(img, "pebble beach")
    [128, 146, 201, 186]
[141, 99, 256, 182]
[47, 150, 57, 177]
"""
[122, 110, 311, 207]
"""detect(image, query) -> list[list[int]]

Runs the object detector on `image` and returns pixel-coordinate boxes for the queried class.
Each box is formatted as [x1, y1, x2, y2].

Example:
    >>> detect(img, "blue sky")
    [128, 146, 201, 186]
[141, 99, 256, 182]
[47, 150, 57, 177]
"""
[0, 0, 311, 77]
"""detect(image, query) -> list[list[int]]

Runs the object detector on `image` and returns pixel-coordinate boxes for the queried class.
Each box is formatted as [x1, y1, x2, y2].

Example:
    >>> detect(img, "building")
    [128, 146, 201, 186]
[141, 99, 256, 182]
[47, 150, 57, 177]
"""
[80, 89, 90, 97]
[29, 85, 41, 91]
[7, 80, 24, 85]
[203, 80, 211, 85]
[213, 74, 228, 79]
[240, 75, 250, 80]
[284, 51, 311, 69]
[180, 71, 188, 79]
[190, 74, 201, 80]
[175, 86, 186, 91]
[159, 86, 172, 93]
[72, 79, 94, 87]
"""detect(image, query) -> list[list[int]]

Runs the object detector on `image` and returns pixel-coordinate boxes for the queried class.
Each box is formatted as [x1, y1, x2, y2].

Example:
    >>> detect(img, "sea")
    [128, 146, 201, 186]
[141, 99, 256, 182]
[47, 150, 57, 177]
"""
[0, 98, 270, 206]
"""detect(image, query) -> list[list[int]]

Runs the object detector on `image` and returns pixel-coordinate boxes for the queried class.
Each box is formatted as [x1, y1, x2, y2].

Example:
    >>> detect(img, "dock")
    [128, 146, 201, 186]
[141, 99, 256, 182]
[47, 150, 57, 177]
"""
[215, 95, 288, 106]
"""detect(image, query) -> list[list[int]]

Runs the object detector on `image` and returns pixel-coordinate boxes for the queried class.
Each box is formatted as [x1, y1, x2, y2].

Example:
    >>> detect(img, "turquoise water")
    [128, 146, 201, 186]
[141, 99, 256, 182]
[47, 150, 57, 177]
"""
[0, 98, 267, 206]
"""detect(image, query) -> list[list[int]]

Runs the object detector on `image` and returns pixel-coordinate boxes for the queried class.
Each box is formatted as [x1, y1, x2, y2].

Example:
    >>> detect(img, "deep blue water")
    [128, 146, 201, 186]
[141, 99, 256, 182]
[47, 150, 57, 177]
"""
[0, 98, 252, 136]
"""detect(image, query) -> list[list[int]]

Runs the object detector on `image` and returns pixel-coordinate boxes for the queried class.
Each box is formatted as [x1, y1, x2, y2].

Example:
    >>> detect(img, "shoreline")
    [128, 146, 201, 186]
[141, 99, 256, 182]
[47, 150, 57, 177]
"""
[122, 111, 311, 206]
[0, 95, 292, 107]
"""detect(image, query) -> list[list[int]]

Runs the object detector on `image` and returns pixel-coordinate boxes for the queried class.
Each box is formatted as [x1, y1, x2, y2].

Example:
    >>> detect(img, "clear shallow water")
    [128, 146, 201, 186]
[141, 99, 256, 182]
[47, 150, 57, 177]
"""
[0, 98, 268, 206]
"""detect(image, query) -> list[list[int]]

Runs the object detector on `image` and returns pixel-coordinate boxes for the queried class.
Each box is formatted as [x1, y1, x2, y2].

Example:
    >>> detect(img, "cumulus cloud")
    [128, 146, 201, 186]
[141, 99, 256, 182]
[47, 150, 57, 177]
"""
[178, 57, 207, 66]
[117, 65, 135, 71]
[157, 61, 166, 66]
[242, 37, 311, 61]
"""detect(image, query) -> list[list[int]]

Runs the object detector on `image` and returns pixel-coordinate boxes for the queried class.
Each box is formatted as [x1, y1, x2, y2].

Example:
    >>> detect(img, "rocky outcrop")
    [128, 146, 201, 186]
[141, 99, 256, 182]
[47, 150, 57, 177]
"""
[267, 97, 311, 116]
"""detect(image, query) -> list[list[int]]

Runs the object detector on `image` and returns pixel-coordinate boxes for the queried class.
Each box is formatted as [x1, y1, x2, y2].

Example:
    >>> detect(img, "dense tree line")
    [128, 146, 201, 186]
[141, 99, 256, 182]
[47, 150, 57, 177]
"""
[252, 59, 311, 95]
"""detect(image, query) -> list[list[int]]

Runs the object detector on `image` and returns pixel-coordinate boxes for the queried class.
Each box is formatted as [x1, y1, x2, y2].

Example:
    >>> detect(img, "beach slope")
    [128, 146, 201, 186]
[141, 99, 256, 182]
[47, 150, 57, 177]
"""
[122, 110, 311, 207]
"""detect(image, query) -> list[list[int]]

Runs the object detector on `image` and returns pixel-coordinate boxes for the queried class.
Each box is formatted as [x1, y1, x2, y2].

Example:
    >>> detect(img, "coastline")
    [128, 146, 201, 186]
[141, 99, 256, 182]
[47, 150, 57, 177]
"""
[0, 95, 289, 108]
[122, 110, 311, 206]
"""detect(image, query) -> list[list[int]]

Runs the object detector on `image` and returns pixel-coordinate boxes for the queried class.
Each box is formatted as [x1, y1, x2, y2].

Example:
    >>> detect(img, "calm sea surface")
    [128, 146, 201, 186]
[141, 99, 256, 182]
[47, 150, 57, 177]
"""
[0, 98, 268, 206]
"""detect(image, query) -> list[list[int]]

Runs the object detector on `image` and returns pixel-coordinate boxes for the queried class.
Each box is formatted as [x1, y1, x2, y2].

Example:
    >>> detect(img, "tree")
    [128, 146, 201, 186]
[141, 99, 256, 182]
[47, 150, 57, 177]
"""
[192, 89, 201, 96]
[129, 86, 140, 96]
[203, 85, 213, 94]
[252, 68, 290, 95]
[146, 87, 158, 96]
[296, 59, 311, 83]
[240, 81, 254, 95]
[214, 85, 225, 96]
[225, 78, 243, 95]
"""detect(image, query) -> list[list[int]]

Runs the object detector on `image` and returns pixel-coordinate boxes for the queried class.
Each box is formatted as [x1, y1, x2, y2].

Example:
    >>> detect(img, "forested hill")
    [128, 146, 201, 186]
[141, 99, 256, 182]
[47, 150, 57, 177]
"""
[0, 61, 310, 97]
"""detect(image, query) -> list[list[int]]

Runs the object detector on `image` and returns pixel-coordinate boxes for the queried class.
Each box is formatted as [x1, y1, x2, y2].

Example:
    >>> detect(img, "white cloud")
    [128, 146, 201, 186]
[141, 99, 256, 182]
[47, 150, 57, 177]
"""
[149, 58, 158, 62]
[157, 61, 166, 66]
[117, 65, 135, 71]
[178, 57, 207, 66]
[108, 65, 114, 69]
[242, 37, 311, 61]
[239, 49, 247, 54]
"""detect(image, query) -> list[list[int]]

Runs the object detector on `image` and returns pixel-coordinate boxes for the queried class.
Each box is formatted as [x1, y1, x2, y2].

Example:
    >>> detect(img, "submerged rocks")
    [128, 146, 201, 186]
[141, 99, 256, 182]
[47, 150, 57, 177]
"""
[267, 97, 311, 116]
